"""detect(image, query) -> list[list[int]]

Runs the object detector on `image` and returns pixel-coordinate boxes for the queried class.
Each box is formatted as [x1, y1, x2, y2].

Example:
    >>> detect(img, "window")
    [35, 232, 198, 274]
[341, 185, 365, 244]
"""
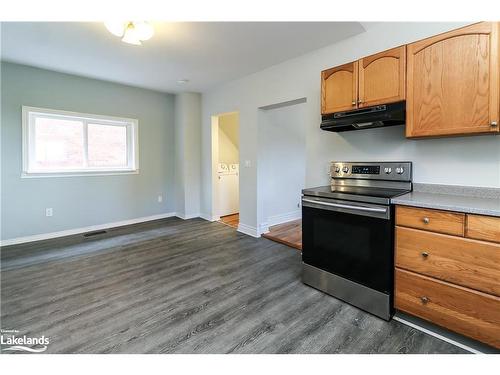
[22, 107, 139, 177]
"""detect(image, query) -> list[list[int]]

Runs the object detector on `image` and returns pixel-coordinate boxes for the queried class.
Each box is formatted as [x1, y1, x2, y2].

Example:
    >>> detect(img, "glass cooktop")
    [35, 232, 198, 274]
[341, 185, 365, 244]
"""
[302, 185, 411, 205]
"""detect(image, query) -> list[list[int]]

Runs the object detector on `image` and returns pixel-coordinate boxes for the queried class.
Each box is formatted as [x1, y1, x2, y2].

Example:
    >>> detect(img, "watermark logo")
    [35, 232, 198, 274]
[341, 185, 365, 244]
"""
[1, 329, 50, 353]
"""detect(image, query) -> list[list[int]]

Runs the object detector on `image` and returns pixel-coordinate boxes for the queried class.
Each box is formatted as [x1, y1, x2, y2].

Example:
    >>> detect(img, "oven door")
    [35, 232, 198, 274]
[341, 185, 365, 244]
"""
[301, 196, 394, 294]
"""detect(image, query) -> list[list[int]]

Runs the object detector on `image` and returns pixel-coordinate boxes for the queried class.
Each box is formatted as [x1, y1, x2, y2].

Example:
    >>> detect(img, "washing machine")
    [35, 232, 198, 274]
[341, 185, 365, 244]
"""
[217, 163, 239, 217]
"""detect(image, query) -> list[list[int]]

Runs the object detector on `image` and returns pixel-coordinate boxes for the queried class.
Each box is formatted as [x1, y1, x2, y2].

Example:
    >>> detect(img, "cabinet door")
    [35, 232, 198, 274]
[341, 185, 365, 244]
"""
[406, 22, 500, 138]
[358, 46, 406, 107]
[321, 61, 358, 114]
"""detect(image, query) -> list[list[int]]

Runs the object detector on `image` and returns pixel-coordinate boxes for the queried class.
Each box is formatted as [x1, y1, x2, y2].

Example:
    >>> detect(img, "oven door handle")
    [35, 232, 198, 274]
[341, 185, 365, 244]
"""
[302, 198, 389, 219]
[302, 198, 387, 213]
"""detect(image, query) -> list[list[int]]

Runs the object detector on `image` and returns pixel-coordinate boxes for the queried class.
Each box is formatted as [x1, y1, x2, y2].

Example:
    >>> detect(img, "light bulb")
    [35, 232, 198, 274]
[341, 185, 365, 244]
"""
[105, 21, 127, 37]
[105, 21, 154, 45]
[133, 22, 154, 41]
[122, 29, 142, 45]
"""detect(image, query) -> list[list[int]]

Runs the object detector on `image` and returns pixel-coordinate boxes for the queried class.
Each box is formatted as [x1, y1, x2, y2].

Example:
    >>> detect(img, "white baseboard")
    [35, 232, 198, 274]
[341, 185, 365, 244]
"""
[393, 315, 482, 354]
[259, 210, 302, 233]
[199, 213, 219, 222]
[237, 223, 260, 238]
[0, 212, 177, 247]
[259, 222, 270, 235]
[175, 213, 201, 220]
[268, 210, 301, 226]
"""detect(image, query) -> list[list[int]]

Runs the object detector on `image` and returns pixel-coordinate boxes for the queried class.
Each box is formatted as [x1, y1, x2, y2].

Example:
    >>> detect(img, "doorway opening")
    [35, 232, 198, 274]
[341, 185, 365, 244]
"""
[211, 112, 240, 229]
[257, 98, 307, 248]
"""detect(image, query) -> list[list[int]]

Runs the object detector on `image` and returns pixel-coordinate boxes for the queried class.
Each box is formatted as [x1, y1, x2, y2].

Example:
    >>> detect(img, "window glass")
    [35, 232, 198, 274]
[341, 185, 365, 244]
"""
[33, 117, 85, 170]
[23, 107, 138, 176]
[88, 123, 128, 168]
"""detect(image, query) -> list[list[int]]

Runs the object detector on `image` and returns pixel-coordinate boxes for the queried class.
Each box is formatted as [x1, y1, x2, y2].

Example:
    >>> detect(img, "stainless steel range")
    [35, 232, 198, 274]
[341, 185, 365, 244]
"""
[301, 161, 412, 320]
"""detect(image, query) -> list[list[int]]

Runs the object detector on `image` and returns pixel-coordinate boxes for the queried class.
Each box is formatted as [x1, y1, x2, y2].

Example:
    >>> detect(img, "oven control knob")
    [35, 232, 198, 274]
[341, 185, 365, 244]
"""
[342, 166, 349, 173]
[335, 166, 341, 173]
[396, 167, 405, 174]
[384, 167, 392, 174]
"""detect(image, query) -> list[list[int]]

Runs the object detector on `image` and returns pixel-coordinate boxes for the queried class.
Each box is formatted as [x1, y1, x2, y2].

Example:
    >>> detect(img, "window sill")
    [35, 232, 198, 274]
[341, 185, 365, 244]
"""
[21, 169, 140, 178]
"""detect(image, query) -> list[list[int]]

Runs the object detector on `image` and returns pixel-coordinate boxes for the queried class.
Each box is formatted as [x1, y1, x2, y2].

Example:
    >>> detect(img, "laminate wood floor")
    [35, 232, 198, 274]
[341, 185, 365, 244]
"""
[0, 218, 466, 354]
[262, 219, 302, 250]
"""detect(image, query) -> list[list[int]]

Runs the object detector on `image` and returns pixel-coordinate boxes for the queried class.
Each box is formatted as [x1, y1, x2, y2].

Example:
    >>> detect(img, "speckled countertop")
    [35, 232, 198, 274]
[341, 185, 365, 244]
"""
[391, 183, 500, 217]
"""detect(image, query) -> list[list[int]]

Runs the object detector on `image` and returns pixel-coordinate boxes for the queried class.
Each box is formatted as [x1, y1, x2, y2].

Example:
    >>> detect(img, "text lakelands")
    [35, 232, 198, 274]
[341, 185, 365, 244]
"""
[0, 335, 50, 345]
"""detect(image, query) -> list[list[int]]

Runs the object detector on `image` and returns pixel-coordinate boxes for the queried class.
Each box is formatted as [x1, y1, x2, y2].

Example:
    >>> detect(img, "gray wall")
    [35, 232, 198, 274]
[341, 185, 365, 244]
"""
[1, 62, 176, 240]
[258, 102, 306, 226]
[174, 92, 201, 218]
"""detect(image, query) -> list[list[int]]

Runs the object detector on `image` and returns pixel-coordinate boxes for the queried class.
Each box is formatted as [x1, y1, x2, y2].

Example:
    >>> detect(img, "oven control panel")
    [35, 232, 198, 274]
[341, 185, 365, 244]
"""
[331, 162, 412, 182]
[351, 165, 380, 175]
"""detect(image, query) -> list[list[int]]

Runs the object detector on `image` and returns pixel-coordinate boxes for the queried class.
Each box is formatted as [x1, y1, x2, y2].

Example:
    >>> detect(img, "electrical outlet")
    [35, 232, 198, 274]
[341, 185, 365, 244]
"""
[158, 195, 163, 203]
[244, 160, 251, 168]
[46, 208, 53, 217]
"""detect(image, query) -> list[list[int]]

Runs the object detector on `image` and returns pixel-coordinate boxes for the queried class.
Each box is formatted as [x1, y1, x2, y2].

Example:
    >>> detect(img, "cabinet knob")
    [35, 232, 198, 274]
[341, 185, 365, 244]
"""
[358, 99, 363, 104]
[421, 251, 429, 258]
[351, 101, 356, 105]
[491, 121, 498, 127]
[423, 217, 430, 224]
[420, 296, 430, 304]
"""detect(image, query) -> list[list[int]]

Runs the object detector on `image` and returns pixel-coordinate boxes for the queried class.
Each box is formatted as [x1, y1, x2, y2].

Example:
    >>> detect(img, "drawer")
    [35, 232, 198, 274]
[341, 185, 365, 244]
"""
[395, 226, 500, 296]
[396, 206, 465, 236]
[395, 268, 500, 349]
[467, 214, 500, 243]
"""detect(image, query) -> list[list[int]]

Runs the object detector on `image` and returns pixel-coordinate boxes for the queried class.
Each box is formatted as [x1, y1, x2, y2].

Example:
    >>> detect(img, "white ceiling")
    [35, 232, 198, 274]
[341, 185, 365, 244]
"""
[1, 22, 365, 93]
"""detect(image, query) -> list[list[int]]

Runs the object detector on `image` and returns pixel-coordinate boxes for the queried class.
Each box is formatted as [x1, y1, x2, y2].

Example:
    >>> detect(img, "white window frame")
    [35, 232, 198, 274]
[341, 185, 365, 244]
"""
[22, 106, 139, 178]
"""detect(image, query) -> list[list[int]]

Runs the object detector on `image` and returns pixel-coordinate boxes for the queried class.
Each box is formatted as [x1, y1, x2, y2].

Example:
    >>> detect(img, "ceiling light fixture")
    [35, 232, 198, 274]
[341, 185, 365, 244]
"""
[105, 21, 154, 45]
[177, 79, 190, 84]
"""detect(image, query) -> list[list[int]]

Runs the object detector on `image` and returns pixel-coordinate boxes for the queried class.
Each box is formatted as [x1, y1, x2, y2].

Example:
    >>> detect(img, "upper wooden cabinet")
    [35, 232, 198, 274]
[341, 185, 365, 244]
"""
[406, 22, 500, 138]
[321, 47, 406, 114]
[321, 22, 500, 139]
[321, 62, 358, 114]
[358, 46, 406, 107]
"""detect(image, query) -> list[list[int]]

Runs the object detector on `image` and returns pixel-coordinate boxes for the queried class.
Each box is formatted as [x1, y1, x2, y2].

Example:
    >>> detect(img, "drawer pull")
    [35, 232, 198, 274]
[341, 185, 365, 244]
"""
[423, 217, 430, 224]
[420, 296, 430, 304]
[421, 251, 429, 258]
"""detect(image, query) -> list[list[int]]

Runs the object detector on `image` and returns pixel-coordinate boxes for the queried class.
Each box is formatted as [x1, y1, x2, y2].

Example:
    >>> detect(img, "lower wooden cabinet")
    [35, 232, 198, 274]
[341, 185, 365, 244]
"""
[395, 206, 465, 236]
[395, 205, 500, 349]
[395, 268, 500, 349]
[466, 214, 500, 243]
[395, 226, 500, 296]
